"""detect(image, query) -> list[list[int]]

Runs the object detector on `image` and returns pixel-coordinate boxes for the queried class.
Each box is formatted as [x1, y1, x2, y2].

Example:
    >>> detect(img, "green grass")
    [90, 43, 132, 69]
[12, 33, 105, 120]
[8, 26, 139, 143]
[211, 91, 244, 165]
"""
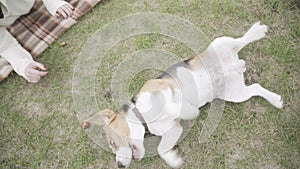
[1, 0, 299, 168]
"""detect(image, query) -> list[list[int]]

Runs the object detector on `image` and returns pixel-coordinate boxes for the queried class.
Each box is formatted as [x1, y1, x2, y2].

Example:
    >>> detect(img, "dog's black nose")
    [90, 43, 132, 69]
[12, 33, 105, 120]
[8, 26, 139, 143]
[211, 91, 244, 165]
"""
[117, 161, 125, 168]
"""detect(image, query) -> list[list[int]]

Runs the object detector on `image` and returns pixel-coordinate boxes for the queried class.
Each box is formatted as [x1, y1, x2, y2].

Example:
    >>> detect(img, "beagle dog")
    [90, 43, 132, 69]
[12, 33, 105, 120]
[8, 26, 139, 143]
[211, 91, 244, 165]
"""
[82, 22, 283, 168]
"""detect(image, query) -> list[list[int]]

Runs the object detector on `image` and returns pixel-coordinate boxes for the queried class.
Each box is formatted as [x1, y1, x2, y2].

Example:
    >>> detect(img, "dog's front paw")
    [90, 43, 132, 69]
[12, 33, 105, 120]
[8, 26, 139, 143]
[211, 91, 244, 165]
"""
[160, 149, 184, 169]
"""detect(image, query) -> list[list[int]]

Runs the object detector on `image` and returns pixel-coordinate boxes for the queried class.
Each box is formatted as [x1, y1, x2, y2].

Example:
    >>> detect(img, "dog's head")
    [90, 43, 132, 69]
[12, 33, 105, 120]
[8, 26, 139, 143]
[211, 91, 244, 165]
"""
[82, 107, 145, 168]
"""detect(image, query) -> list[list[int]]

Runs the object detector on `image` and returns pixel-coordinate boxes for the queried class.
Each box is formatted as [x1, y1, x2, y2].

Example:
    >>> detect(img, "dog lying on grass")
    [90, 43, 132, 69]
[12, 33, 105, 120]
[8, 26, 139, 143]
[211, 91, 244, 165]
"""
[82, 22, 283, 168]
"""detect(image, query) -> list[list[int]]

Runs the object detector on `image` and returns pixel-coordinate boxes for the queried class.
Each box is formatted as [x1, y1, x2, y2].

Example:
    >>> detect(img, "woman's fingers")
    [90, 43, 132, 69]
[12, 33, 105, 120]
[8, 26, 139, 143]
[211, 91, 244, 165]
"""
[27, 68, 48, 77]
[56, 4, 74, 19]
[25, 62, 48, 83]
[31, 61, 47, 71]
[57, 8, 67, 19]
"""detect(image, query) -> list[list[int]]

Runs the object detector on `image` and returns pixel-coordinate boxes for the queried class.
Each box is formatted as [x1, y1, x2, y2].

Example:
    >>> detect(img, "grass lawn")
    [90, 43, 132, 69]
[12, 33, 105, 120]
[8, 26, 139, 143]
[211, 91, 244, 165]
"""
[1, 0, 299, 168]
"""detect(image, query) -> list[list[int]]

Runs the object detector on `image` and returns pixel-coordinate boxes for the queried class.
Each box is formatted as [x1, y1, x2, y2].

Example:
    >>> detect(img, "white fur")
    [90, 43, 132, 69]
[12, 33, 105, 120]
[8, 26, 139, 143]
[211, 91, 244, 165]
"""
[135, 92, 152, 113]
[160, 150, 183, 169]
[140, 22, 282, 169]
[135, 90, 181, 135]
[157, 121, 183, 168]
[125, 106, 146, 160]
[115, 147, 132, 168]
[200, 22, 283, 109]
[114, 22, 283, 168]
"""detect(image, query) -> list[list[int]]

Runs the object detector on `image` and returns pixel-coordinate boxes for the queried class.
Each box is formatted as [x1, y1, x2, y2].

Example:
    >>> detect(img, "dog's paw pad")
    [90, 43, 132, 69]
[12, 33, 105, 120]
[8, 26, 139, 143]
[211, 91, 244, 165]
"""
[173, 145, 184, 157]
[161, 150, 184, 169]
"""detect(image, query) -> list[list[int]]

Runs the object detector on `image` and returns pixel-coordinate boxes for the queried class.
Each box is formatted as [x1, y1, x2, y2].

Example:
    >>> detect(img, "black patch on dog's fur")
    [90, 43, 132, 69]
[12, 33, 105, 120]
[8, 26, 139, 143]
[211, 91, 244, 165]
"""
[131, 96, 137, 104]
[0, 7, 3, 19]
[158, 60, 191, 79]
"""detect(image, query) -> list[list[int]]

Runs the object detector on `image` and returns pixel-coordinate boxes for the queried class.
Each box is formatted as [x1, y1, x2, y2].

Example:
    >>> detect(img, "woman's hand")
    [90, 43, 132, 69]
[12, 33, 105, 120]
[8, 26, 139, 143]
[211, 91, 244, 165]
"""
[56, 3, 74, 19]
[25, 62, 48, 83]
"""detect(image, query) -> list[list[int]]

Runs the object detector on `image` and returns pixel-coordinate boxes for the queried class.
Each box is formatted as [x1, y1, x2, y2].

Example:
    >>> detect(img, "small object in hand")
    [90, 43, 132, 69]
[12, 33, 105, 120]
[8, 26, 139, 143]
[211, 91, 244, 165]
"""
[60, 41, 67, 47]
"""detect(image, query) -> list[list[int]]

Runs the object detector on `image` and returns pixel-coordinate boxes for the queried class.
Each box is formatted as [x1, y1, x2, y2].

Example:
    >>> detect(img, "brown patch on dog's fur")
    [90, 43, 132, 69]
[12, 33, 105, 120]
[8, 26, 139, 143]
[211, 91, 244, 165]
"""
[132, 78, 177, 102]
[139, 79, 172, 93]
[185, 50, 208, 71]
[104, 112, 131, 152]
[83, 109, 131, 153]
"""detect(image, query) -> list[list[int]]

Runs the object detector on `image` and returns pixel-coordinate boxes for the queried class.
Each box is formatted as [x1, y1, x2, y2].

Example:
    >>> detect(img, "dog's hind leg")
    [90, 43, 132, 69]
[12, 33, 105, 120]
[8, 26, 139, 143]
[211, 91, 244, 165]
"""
[224, 83, 283, 109]
[158, 121, 183, 169]
[234, 21, 268, 52]
[209, 21, 268, 67]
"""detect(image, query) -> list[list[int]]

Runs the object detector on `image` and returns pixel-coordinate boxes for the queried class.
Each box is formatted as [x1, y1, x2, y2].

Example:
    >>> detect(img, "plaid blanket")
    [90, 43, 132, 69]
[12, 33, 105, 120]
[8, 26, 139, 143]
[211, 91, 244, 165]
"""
[0, 0, 101, 82]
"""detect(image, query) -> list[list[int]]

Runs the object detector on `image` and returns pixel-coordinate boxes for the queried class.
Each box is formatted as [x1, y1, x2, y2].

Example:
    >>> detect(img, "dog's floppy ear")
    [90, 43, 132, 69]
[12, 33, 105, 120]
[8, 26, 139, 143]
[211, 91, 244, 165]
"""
[82, 109, 116, 129]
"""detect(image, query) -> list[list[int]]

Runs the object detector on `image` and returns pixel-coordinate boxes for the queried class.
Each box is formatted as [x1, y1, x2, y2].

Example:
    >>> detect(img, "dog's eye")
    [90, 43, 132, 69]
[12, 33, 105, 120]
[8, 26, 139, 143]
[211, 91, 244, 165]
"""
[109, 140, 116, 146]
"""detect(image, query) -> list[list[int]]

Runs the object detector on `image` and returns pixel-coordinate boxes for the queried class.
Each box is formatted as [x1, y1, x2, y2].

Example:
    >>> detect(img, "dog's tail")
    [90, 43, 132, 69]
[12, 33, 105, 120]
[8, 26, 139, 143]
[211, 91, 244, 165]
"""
[241, 21, 268, 43]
